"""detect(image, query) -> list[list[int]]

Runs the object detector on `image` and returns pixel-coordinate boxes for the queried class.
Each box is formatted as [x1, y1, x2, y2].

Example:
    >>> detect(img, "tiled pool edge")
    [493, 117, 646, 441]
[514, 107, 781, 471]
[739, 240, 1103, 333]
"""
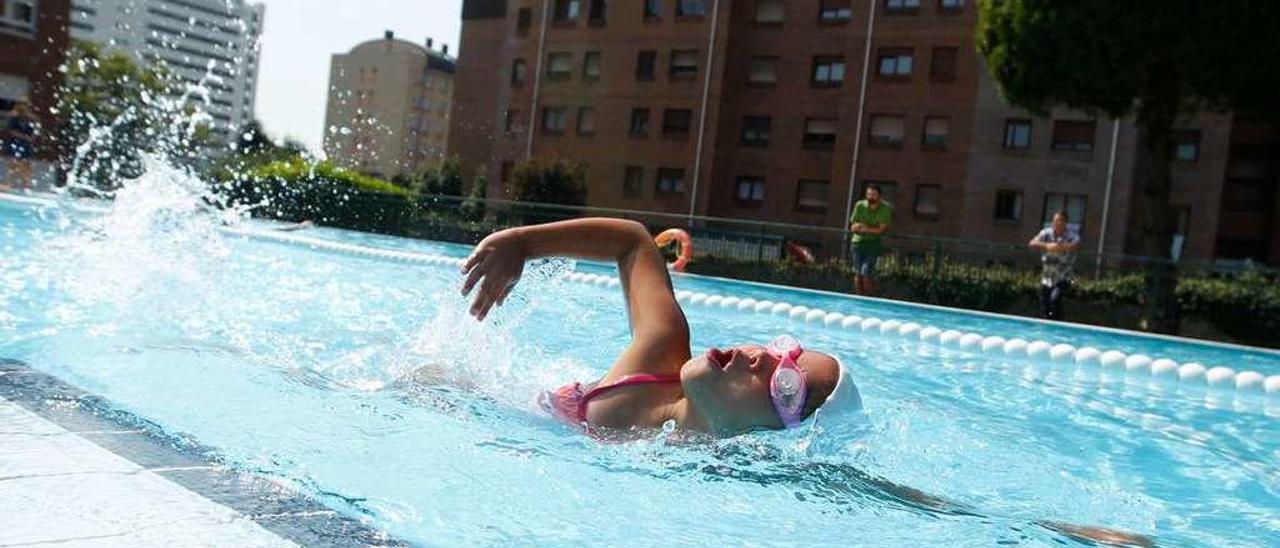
[0, 359, 409, 548]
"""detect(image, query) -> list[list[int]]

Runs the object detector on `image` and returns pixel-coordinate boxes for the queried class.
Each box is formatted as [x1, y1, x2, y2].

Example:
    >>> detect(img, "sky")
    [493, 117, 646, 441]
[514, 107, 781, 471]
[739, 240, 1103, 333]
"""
[253, 0, 463, 153]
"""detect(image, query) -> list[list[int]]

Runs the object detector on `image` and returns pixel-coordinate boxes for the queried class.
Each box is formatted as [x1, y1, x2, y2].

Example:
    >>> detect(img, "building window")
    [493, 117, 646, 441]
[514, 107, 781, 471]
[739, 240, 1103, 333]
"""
[589, 0, 607, 24]
[644, 0, 662, 18]
[885, 0, 920, 13]
[740, 116, 771, 147]
[636, 50, 657, 81]
[553, 0, 581, 22]
[735, 177, 766, 205]
[795, 180, 830, 213]
[542, 106, 568, 134]
[811, 56, 846, 87]
[1, 0, 37, 33]
[663, 108, 693, 136]
[629, 107, 650, 136]
[656, 168, 686, 194]
[914, 184, 941, 218]
[504, 109, 520, 132]
[577, 107, 596, 135]
[1173, 204, 1191, 237]
[517, 7, 533, 32]
[670, 49, 699, 79]
[869, 114, 906, 148]
[993, 190, 1023, 222]
[755, 0, 784, 24]
[922, 116, 949, 149]
[930, 47, 958, 82]
[546, 52, 573, 81]
[819, 0, 852, 23]
[1041, 193, 1087, 229]
[583, 52, 602, 82]
[877, 49, 914, 77]
[939, 0, 964, 11]
[803, 118, 838, 150]
[1174, 129, 1201, 162]
[677, 0, 707, 17]
[748, 56, 778, 86]
[501, 161, 514, 183]
[1003, 118, 1031, 149]
[624, 166, 645, 198]
[511, 59, 527, 85]
[1051, 120, 1096, 152]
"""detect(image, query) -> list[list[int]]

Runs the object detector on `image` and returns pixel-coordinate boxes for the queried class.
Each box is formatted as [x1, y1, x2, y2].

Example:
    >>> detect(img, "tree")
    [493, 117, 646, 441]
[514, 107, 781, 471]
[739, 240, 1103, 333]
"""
[976, 1, 1280, 333]
[404, 155, 466, 197]
[511, 158, 588, 206]
[56, 42, 215, 192]
[233, 120, 307, 159]
[209, 119, 310, 183]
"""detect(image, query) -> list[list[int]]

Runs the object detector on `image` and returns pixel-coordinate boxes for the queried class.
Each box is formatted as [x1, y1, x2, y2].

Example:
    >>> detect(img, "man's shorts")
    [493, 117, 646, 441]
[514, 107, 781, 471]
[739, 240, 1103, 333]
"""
[852, 247, 880, 277]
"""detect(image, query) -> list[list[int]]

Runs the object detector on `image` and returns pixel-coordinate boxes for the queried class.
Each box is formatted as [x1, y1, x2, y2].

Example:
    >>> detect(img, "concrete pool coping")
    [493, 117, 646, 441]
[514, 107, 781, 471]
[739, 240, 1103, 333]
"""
[0, 359, 408, 547]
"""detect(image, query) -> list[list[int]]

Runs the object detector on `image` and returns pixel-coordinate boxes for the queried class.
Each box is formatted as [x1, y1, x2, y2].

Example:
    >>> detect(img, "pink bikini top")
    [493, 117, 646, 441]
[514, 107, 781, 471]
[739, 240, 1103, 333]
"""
[541, 374, 681, 430]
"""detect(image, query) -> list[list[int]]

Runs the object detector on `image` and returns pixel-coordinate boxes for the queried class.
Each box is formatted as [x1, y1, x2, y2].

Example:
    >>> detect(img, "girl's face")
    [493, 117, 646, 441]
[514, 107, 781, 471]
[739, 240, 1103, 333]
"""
[680, 345, 839, 436]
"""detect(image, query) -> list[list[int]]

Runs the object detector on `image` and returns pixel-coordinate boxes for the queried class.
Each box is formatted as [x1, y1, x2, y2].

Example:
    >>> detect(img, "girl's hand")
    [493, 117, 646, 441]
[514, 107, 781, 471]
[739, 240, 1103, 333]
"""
[460, 229, 528, 320]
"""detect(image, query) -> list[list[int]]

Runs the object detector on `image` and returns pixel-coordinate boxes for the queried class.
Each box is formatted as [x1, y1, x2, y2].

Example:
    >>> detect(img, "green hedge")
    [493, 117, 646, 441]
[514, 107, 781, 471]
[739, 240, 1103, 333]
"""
[217, 159, 415, 233]
[209, 171, 1280, 348]
[686, 256, 1280, 349]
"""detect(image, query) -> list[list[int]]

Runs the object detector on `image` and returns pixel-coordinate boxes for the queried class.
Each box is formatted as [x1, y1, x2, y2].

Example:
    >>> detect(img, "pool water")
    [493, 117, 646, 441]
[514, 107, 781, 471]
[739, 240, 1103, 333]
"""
[2, 193, 1278, 547]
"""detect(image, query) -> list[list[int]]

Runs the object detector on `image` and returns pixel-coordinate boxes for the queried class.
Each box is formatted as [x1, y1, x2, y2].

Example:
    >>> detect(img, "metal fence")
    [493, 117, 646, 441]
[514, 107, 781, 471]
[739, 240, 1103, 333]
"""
[391, 193, 1276, 283]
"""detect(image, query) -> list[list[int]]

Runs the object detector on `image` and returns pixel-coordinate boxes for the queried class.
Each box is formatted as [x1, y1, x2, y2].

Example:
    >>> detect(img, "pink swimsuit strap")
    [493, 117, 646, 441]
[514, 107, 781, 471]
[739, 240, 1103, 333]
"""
[545, 373, 681, 428]
[578, 373, 682, 424]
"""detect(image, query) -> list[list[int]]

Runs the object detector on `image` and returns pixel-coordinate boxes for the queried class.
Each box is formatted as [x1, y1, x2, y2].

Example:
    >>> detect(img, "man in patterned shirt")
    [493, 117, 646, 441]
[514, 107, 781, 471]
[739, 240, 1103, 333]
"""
[1028, 210, 1080, 320]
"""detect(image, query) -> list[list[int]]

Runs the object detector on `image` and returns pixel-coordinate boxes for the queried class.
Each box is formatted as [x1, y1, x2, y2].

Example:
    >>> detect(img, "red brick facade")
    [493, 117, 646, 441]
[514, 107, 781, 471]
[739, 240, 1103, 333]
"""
[0, 0, 70, 159]
[451, 0, 1278, 266]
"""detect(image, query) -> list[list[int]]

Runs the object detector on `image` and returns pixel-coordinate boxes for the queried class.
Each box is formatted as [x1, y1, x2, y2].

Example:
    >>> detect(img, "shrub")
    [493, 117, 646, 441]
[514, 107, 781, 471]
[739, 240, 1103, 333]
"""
[686, 255, 1280, 348]
[511, 158, 588, 206]
[218, 158, 414, 233]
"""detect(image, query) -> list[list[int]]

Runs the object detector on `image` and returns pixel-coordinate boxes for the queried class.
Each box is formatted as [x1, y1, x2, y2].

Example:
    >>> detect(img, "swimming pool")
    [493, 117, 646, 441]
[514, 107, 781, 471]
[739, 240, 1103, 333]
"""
[2, 192, 1278, 547]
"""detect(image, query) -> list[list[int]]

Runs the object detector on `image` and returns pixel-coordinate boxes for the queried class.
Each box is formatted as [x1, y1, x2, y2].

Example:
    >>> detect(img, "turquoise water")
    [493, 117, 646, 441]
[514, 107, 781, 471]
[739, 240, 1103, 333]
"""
[2, 196, 1278, 547]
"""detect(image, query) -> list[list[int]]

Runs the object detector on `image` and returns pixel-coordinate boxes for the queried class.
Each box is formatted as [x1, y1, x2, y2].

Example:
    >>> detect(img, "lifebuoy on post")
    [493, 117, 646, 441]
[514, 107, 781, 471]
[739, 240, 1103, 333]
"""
[654, 228, 694, 272]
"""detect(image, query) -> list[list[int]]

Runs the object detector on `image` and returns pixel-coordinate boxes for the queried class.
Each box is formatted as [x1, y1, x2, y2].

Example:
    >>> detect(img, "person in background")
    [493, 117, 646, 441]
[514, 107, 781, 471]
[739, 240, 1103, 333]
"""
[1, 98, 38, 189]
[849, 184, 892, 296]
[1028, 210, 1080, 321]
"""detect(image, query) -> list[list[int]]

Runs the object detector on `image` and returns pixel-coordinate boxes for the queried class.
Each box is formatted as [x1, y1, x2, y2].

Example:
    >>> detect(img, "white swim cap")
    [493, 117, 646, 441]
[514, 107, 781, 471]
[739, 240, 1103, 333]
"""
[801, 357, 862, 428]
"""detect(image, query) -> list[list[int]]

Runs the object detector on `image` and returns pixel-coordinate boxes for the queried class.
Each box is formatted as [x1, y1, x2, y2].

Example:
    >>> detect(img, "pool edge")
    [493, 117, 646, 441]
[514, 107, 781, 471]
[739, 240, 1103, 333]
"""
[0, 358, 411, 548]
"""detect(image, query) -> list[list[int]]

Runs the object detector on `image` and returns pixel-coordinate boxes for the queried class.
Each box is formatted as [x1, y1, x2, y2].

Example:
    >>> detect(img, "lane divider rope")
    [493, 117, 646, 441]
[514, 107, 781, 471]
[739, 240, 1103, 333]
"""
[227, 227, 1280, 413]
[5, 196, 1274, 413]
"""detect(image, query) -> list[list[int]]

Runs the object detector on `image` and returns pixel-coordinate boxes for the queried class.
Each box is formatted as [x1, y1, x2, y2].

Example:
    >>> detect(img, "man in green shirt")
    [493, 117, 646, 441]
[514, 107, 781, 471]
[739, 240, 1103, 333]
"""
[849, 184, 893, 296]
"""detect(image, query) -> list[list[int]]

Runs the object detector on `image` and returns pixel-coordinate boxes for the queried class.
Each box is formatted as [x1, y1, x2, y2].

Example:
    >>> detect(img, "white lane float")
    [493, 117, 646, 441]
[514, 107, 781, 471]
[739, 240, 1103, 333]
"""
[228, 226, 1277, 413]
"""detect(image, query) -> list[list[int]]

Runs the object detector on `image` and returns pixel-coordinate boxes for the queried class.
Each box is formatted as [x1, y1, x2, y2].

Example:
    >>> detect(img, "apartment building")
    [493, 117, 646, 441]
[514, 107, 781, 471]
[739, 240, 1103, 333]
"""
[69, 0, 265, 142]
[1, 0, 70, 159]
[451, 0, 1278, 266]
[324, 31, 456, 179]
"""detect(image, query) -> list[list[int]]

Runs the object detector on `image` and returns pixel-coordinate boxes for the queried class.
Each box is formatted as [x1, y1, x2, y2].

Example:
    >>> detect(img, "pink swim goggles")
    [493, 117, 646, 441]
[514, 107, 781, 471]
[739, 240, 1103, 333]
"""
[766, 335, 807, 428]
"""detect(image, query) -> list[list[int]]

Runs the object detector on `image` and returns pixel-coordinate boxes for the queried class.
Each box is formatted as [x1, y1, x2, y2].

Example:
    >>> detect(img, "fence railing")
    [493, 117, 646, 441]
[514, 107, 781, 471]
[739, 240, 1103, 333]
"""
[393, 193, 1276, 282]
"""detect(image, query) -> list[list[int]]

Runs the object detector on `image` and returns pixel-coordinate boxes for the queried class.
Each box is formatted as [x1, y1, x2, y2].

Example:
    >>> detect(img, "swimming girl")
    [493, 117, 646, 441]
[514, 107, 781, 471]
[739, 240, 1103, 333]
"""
[460, 218, 862, 437]
[460, 218, 1153, 546]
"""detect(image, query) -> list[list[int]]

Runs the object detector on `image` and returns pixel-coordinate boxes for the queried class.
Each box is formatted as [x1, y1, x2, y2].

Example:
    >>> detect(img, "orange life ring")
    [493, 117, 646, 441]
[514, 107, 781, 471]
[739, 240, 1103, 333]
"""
[654, 228, 694, 272]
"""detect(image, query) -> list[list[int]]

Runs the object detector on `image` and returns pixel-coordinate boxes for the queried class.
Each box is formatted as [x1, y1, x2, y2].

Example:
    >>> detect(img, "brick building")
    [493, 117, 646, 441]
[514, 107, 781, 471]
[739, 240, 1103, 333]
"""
[1, 0, 70, 160]
[450, 0, 1278, 266]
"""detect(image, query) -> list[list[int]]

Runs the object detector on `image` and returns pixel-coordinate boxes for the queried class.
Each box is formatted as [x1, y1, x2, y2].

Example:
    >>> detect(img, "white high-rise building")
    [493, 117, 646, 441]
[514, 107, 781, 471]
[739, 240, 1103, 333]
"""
[68, 0, 265, 141]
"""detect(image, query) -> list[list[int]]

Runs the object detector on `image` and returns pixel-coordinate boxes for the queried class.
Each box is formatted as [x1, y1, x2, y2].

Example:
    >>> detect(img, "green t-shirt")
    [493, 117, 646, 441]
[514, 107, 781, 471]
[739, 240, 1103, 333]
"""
[850, 200, 892, 252]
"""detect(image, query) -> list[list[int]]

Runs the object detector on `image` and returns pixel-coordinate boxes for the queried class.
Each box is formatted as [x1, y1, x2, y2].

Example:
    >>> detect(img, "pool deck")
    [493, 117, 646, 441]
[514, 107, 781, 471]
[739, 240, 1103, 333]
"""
[0, 360, 406, 547]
